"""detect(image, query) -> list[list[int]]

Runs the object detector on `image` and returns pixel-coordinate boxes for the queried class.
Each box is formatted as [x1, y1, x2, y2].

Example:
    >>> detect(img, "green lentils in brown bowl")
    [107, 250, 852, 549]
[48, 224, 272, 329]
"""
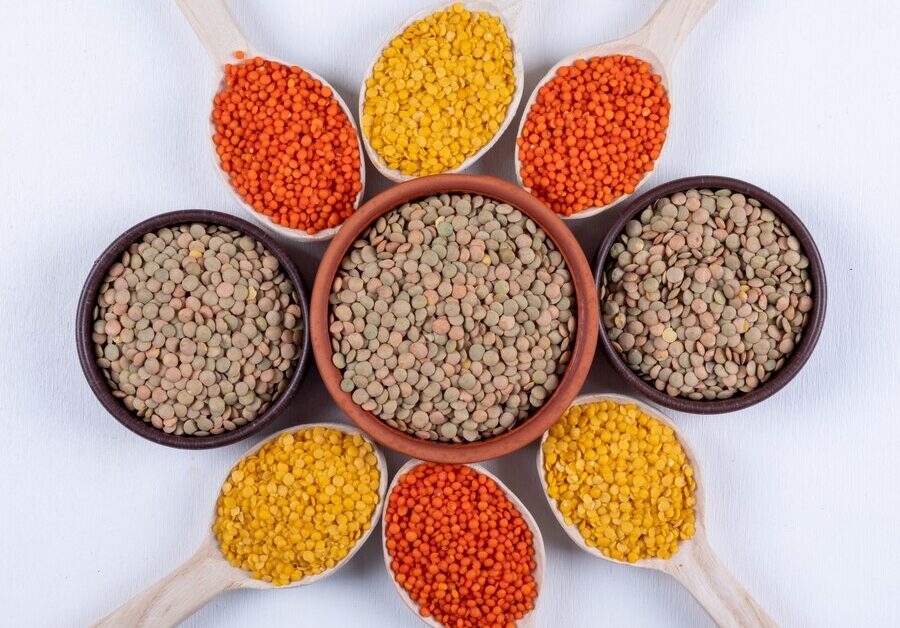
[595, 176, 826, 414]
[76, 210, 311, 449]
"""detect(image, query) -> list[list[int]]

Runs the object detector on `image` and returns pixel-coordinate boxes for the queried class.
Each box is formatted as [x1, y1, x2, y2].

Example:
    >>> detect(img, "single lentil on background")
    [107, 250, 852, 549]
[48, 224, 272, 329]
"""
[518, 55, 670, 216]
[542, 399, 696, 562]
[362, 3, 516, 176]
[91, 223, 304, 436]
[328, 193, 576, 442]
[601, 188, 814, 400]
[214, 427, 381, 585]
[213, 56, 363, 234]
[385, 463, 539, 627]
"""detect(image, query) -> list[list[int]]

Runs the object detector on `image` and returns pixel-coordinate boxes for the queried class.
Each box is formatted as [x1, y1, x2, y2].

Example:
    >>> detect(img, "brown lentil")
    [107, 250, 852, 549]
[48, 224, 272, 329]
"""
[329, 194, 576, 442]
[91, 223, 304, 435]
[601, 188, 813, 400]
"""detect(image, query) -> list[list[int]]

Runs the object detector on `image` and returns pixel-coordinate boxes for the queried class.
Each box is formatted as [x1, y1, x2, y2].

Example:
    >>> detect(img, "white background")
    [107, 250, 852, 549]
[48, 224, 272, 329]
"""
[1, 1, 898, 626]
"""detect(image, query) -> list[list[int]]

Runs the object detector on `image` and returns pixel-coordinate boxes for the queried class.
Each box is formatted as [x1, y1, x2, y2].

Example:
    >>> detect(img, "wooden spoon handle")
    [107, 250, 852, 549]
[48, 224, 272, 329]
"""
[666, 535, 777, 628]
[173, 0, 253, 66]
[93, 538, 237, 628]
[631, 0, 717, 68]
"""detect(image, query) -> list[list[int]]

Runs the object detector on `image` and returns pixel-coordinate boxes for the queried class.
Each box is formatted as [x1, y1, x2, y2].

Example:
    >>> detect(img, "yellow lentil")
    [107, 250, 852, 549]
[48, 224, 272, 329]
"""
[542, 400, 696, 563]
[213, 427, 381, 585]
[362, 2, 516, 176]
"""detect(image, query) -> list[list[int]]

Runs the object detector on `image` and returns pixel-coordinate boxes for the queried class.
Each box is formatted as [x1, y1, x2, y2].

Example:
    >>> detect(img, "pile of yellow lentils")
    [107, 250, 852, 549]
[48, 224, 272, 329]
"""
[213, 427, 381, 585]
[542, 400, 697, 563]
[361, 2, 516, 176]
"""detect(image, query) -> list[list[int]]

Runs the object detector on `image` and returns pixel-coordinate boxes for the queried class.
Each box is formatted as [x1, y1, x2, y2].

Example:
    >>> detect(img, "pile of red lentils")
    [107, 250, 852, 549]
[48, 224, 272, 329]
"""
[518, 54, 670, 216]
[212, 54, 363, 234]
[384, 463, 539, 628]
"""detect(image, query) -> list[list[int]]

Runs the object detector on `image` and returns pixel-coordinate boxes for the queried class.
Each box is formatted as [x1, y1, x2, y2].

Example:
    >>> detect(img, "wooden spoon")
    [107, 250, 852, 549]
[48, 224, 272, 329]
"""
[514, 0, 717, 220]
[173, 0, 366, 242]
[536, 393, 777, 628]
[94, 423, 389, 627]
[381, 459, 545, 627]
[358, 0, 526, 182]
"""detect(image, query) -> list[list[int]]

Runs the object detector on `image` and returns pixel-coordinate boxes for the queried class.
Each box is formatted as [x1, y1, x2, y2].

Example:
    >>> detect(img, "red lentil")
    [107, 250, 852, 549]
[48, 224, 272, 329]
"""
[517, 54, 670, 216]
[385, 463, 538, 628]
[212, 55, 363, 234]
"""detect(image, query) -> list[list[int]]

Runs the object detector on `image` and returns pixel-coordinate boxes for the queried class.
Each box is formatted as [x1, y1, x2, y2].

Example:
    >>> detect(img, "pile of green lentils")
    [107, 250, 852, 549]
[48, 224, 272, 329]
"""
[329, 193, 576, 442]
[91, 223, 304, 436]
[601, 188, 813, 400]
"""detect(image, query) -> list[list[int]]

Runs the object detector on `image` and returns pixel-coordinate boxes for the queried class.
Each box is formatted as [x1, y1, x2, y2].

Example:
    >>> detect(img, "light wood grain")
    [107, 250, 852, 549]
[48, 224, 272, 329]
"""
[513, 0, 716, 221]
[381, 460, 545, 627]
[172, 0, 256, 66]
[93, 537, 246, 628]
[662, 533, 777, 628]
[93, 423, 389, 628]
[536, 393, 776, 628]
[357, 0, 526, 182]
[172, 0, 366, 242]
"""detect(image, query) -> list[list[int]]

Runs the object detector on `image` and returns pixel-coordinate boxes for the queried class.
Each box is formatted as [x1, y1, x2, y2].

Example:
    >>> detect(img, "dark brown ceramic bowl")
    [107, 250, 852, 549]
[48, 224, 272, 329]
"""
[311, 174, 598, 463]
[76, 210, 311, 449]
[595, 176, 827, 414]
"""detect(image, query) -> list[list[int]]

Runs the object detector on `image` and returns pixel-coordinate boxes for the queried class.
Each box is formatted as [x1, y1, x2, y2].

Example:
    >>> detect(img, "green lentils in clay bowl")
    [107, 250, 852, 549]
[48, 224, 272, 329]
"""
[328, 192, 577, 444]
[80, 213, 309, 447]
[597, 179, 825, 413]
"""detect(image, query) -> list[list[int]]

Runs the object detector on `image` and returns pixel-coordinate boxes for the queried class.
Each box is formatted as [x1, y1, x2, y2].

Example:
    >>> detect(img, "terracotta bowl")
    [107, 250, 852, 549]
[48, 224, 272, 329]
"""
[594, 176, 827, 414]
[311, 174, 598, 463]
[76, 209, 312, 449]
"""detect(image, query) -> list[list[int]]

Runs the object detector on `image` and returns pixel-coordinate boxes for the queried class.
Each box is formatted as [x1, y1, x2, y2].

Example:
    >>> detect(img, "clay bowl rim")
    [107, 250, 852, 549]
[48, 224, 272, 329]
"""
[594, 175, 827, 414]
[311, 174, 598, 463]
[75, 209, 312, 449]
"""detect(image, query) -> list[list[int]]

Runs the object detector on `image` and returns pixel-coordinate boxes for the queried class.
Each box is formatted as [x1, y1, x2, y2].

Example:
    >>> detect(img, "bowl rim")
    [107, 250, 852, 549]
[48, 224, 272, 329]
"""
[75, 209, 312, 449]
[311, 174, 599, 462]
[594, 175, 827, 414]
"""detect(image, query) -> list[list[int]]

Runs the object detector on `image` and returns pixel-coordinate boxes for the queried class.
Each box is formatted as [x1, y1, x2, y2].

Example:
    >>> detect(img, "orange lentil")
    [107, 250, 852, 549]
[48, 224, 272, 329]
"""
[385, 464, 538, 628]
[212, 56, 363, 234]
[517, 54, 670, 216]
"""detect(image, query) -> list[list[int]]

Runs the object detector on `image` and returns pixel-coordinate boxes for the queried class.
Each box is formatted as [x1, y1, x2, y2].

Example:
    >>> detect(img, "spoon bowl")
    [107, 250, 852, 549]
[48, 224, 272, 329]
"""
[359, 0, 525, 182]
[515, 0, 716, 220]
[175, 0, 366, 242]
[537, 393, 776, 627]
[382, 459, 545, 627]
[94, 422, 389, 627]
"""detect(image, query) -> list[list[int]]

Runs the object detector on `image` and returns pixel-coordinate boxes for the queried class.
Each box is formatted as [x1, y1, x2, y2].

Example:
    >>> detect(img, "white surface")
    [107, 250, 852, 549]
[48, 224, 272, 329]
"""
[0, 1, 897, 626]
